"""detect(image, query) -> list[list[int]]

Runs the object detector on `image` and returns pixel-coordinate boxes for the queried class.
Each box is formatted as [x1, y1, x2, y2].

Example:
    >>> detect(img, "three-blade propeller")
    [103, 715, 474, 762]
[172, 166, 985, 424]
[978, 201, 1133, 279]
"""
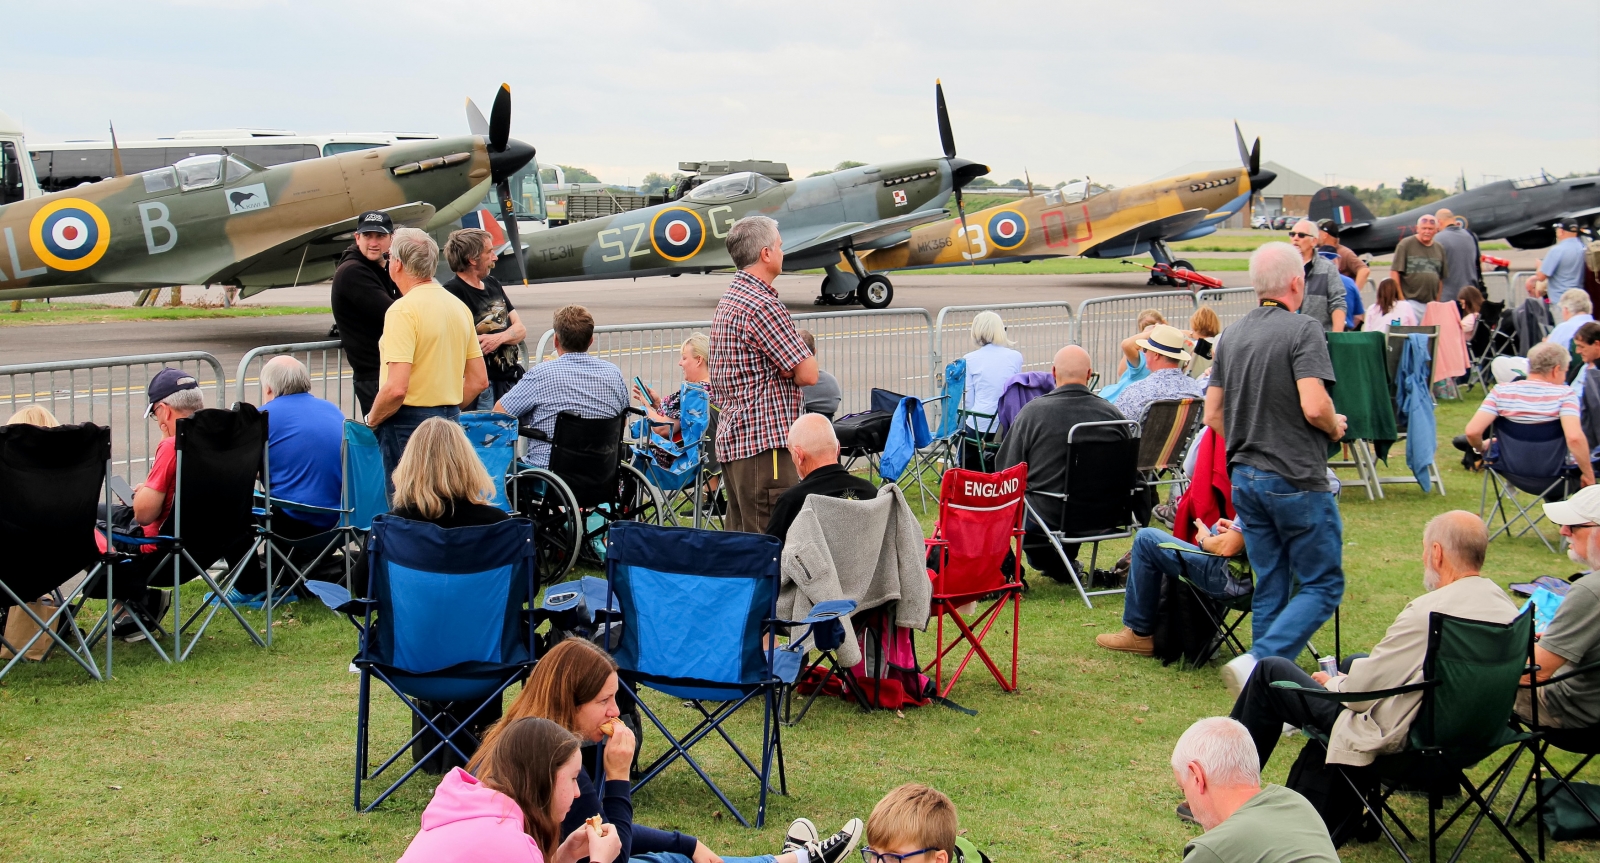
[467, 84, 535, 284]
[1233, 121, 1275, 191]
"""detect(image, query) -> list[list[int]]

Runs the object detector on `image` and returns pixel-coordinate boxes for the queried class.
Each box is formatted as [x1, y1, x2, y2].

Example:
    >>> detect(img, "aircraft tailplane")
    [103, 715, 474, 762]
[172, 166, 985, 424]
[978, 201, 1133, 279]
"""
[1309, 186, 1376, 229]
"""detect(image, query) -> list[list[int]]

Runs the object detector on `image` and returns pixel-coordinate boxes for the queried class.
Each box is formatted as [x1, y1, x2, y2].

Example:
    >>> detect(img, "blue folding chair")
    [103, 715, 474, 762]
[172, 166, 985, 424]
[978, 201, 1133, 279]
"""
[1480, 418, 1575, 552]
[631, 384, 721, 529]
[343, 419, 388, 536]
[458, 411, 519, 512]
[305, 514, 538, 811]
[603, 521, 853, 827]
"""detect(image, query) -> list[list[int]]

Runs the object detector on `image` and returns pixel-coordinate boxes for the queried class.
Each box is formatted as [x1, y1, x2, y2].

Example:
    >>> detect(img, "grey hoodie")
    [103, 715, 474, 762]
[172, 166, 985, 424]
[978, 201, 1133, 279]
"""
[1301, 253, 1347, 331]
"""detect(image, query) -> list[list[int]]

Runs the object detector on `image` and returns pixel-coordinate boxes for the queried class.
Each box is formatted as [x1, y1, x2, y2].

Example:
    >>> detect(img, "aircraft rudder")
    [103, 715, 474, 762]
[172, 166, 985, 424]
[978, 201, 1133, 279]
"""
[1309, 186, 1375, 227]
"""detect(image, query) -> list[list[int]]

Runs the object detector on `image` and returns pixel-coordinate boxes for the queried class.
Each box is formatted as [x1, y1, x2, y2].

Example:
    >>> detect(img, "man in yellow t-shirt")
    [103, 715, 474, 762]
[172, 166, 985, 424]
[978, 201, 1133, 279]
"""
[367, 227, 486, 484]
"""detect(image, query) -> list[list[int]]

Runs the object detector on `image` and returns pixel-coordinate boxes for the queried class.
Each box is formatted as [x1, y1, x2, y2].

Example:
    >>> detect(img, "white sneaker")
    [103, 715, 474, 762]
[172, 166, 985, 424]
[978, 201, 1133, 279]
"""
[805, 819, 864, 863]
[1281, 722, 1302, 738]
[1221, 654, 1258, 701]
[783, 817, 819, 852]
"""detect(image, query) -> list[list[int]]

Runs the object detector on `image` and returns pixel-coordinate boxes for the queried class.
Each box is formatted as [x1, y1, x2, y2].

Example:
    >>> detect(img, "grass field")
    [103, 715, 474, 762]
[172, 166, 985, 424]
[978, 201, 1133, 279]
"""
[1, 399, 1595, 862]
[0, 302, 331, 326]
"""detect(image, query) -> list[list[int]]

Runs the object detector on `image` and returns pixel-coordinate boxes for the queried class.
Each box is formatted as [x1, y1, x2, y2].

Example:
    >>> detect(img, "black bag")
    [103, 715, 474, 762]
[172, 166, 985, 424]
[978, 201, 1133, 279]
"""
[1152, 574, 1221, 666]
[834, 409, 892, 454]
[1285, 745, 1380, 847]
[1541, 778, 1600, 841]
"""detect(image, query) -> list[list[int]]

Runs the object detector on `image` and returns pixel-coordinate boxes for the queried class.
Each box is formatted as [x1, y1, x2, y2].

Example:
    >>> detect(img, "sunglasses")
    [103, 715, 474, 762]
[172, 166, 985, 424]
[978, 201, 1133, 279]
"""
[861, 849, 936, 863]
[1288, 231, 1315, 239]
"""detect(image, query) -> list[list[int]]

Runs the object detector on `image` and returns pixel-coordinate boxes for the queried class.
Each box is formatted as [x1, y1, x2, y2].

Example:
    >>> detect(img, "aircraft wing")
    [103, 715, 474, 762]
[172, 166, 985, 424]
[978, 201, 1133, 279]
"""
[1079, 208, 1211, 257]
[1561, 205, 1600, 221]
[213, 202, 437, 297]
[783, 209, 952, 257]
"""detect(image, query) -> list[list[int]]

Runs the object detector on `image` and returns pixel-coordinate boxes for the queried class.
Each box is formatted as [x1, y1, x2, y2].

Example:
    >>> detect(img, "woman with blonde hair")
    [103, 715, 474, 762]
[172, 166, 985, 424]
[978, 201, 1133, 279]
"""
[487, 638, 862, 863]
[960, 311, 1023, 466]
[632, 332, 711, 445]
[6, 405, 60, 427]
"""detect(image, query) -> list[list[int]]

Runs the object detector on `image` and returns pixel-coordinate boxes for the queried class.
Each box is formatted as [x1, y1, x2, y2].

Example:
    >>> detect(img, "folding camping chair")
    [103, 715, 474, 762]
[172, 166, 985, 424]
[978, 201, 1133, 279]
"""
[458, 411, 520, 511]
[305, 513, 537, 812]
[603, 520, 852, 827]
[1156, 541, 1256, 668]
[836, 388, 904, 481]
[1465, 300, 1514, 392]
[1137, 398, 1205, 501]
[94, 406, 271, 662]
[1506, 660, 1600, 858]
[0, 422, 115, 682]
[923, 464, 1026, 698]
[631, 383, 723, 529]
[1023, 420, 1145, 609]
[879, 393, 934, 506]
[1273, 609, 1536, 862]
[1480, 419, 1576, 552]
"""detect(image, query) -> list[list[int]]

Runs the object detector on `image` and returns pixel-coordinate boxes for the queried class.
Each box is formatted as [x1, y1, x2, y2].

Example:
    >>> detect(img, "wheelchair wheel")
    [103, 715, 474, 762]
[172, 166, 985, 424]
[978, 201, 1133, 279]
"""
[614, 462, 664, 527]
[512, 468, 581, 586]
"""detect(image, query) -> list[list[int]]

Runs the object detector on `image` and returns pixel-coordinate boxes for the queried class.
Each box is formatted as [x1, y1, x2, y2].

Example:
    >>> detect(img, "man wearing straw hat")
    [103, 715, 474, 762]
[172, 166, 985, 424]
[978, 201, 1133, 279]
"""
[1111, 323, 1205, 424]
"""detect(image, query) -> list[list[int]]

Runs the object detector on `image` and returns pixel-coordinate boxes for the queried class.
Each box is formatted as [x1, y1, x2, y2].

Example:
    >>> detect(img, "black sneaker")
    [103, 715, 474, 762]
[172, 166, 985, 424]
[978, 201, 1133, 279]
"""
[805, 818, 863, 863]
[1176, 801, 1198, 824]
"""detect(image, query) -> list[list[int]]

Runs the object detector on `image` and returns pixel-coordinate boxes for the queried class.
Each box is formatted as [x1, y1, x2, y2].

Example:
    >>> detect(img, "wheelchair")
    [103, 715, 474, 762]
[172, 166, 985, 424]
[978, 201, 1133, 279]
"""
[512, 409, 662, 585]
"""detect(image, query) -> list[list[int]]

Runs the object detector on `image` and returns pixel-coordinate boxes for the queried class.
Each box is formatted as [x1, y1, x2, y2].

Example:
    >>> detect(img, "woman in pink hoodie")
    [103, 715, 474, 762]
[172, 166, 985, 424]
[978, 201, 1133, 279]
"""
[399, 717, 623, 863]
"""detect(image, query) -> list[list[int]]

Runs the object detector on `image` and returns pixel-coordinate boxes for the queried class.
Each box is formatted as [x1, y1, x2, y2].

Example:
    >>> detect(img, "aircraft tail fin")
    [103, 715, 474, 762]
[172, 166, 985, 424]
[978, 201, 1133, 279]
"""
[1309, 186, 1375, 230]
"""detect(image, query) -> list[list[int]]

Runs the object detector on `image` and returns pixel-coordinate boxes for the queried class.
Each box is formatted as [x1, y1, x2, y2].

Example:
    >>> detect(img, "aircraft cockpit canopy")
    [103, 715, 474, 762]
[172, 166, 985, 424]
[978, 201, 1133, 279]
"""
[1510, 171, 1555, 190]
[166, 153, 251, 192]
[1054, 180, 1108, 204]
[688, 171, 778, 201]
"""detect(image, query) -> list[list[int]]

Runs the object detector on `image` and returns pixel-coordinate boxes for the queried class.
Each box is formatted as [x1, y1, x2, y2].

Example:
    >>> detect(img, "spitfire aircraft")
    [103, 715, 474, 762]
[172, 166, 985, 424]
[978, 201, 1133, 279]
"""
[860, 124, 1276, 288]
[0, 87, 535, 302]
[501, 81, 987, 309]
[1309, 171, 1600, 256]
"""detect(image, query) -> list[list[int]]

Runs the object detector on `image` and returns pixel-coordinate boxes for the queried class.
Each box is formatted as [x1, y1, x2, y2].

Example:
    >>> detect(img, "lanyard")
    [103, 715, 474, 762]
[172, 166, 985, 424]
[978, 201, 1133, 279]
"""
[1259, 298, 1290, 310]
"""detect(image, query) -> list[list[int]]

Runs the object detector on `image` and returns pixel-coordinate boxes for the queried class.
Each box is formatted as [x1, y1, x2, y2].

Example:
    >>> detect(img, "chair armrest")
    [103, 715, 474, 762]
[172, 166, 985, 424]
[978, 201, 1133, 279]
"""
[269, 497, 353, 516]
[1157, 541, 1224, 558]
[518, 426, 549, 441]
[1529, 657, 1600, 688]
[1270, 679, 1436, 701]
[1029, 490, 1068, 502]
[775, 600, 858, 628]
[304, 580, 371, 615]
[109, 530, 170, 546]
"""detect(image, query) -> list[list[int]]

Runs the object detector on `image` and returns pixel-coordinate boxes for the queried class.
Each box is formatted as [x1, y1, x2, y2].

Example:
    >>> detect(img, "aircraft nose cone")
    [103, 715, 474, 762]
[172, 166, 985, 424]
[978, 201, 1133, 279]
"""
[1250, 169, 1277, 190]
[490, 138, 536, 182]
[948, 157, 990, 187]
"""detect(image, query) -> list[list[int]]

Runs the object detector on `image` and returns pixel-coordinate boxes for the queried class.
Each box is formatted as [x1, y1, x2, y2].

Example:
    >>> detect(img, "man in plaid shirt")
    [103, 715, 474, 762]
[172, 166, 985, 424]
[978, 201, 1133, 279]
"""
[711, 215, 818, 532]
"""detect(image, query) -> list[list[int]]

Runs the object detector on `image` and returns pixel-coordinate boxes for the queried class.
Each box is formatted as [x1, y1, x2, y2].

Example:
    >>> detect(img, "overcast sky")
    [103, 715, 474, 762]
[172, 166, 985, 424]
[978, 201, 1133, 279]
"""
[4, 1, 1596, 190]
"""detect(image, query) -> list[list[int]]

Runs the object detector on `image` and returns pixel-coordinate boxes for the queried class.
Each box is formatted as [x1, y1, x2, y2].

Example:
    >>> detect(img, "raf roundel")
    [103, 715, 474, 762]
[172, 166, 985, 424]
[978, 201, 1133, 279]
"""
[29, 198, 112, 272]
[649, 207, 706, 262]
[986, 210, 1028, 251]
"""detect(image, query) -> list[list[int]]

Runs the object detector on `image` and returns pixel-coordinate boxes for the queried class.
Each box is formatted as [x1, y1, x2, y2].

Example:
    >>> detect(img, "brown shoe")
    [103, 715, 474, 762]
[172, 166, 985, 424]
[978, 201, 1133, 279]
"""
[1095, 627, 1155, 656]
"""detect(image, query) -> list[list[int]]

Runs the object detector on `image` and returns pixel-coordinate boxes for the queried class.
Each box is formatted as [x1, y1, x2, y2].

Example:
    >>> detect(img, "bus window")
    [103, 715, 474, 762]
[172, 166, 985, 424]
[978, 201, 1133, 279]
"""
[165, 146, 221, 166]
[323, 141, 384, 157]
[1, 142, 23, 204]
[120, 148, 167, 174]
[55, 149, 112, 188]
[30, 151, 52, 192]
[241, 143, 317, 166]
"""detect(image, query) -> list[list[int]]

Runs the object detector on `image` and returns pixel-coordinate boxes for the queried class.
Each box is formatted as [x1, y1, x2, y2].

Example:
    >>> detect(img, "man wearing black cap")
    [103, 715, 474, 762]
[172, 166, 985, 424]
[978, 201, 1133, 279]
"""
[1315, 219, 1369, 289]
[1527, 218, 1589, 304]
[331, 211, 400, 416]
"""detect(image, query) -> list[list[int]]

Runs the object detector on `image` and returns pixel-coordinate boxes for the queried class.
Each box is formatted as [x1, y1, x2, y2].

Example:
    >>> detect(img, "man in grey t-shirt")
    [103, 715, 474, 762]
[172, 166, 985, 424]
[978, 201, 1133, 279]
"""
[1528, 487, 1600, 728]
[1433, 208, 1481, 304]
[798, 329, 842, 417]
[1206, 242, 1348, 699]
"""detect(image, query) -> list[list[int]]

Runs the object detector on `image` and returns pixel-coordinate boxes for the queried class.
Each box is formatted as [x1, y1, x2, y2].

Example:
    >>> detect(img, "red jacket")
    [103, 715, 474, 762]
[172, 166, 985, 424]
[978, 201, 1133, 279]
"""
[1174, 428, 1233, 543]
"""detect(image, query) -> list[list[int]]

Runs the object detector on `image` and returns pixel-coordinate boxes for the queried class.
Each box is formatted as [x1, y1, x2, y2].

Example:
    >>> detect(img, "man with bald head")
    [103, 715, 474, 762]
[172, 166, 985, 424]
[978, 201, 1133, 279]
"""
[765, 413, 878, 543]
[1207, 243, 1347, 697]
[1432, 208, 1481, 304]
[1288, 219, 1346, 332]
[1390, 213, 1450, 316]
[997, 344, 1132, 581]
[1227, 510, 1517, 831]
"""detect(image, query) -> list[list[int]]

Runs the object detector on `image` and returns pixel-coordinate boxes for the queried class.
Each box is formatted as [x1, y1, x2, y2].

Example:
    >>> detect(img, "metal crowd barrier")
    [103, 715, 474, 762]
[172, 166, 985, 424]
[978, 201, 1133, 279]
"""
[0, 352, 226, 483]
[534, 308, 937, 417]
[1071, 290, 1200, 383]
[235, 340, 360, 420]
[1510, 270, 1537, 300]
[1480, 270, 1512, 305]
[1194, 287, 1255, 331]
[931, 302, 1074, 388]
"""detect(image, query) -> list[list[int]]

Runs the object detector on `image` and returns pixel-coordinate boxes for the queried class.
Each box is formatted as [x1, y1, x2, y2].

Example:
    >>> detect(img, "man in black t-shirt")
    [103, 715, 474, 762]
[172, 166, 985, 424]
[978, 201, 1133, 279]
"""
[330, 211, 400, 415]
[766, 413, 877, 543]
[442, 228, 527, 408]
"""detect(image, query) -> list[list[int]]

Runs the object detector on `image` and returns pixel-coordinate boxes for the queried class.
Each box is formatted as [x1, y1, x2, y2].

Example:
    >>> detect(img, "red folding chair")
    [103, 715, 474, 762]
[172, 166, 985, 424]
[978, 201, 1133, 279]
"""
[922, 464, 1027, 697]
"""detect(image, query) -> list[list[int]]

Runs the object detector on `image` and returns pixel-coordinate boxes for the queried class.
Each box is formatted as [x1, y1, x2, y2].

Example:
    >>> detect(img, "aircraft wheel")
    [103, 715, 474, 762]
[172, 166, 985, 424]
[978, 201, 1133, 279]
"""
[1169, 259, 1195, 289]
[858, 275, 894, 309]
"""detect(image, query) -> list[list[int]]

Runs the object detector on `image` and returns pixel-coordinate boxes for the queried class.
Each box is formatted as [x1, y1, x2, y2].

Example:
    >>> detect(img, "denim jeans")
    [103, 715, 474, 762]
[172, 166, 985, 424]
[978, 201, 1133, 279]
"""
[1230, 464, 1345, 660]
[1122, 527, 1235, 635]
[376, 404, 460, 493]
[635, 854, 775, 863]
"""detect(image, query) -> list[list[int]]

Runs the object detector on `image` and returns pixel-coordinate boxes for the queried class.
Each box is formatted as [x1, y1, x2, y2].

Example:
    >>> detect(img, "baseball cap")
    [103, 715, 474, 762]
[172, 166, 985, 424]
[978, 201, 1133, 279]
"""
[1556, 218, 1582, 234]
[1543, 485, 1600, 526]
[355, 210, 394, 235]
[1315, 218, 1339, 236]
[1135, 323, 1192, 362]
[145, 367, 199, 417]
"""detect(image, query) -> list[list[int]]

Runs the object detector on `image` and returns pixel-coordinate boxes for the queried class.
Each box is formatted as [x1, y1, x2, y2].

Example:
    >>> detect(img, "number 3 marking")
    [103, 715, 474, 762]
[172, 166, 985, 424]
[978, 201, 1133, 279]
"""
[960, 224, 986, 261]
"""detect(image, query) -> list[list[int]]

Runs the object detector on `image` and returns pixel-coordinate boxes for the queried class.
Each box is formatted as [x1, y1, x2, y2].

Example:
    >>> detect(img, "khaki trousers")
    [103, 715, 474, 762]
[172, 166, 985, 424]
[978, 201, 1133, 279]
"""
[721, 448, 799, 534]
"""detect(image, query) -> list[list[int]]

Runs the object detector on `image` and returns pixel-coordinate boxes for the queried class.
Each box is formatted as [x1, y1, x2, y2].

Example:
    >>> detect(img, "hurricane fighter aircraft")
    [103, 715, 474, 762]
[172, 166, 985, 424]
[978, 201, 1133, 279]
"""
[860, 124, 1276, 287]
[504, 81, 988, 309]
[0, 86, 535, 302]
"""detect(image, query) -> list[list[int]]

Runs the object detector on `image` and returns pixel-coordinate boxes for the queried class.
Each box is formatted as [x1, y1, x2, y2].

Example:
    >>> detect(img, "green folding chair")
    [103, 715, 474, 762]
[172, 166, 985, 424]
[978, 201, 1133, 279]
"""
[1273, 608, 1535, 863]
[1505, 658, 1600, 859]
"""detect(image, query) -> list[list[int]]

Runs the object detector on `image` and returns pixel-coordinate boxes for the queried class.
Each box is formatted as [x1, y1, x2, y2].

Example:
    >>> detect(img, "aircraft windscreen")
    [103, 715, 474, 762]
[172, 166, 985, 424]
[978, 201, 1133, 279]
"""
[1510, 171, 1555, 190]
[143, 166, 178, 193]
[174, 154, 223, 191]
[1056, 181, 1107, 204]
[689, 172, 758, 201]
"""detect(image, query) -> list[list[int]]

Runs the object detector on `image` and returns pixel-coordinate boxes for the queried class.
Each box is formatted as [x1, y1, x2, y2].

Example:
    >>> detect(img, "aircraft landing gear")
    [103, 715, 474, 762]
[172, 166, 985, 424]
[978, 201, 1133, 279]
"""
[1146, 240, 1192, 289]
[817, 263, 862, 306]
[1167, 259, 1196, 289]
[858, 275, 894, 309]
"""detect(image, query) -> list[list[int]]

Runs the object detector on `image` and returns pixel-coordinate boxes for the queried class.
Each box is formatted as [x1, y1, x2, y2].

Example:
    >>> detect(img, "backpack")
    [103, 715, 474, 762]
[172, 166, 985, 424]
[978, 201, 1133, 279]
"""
[954, 836, 991, 863]
[1151, 573, 1222, 666]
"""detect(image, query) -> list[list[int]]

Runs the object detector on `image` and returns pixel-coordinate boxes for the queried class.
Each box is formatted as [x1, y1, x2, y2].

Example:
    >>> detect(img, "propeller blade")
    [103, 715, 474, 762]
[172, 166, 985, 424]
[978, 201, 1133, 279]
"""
[1233, 121, 1250, 169]
[466, 98, 490, 137]
[954, 187, 976, 267]
[498, 178, 528, 285]
[1250, 136, 1261, 177]
[488, 83, 512, 153]
[936, 79, 956, 160]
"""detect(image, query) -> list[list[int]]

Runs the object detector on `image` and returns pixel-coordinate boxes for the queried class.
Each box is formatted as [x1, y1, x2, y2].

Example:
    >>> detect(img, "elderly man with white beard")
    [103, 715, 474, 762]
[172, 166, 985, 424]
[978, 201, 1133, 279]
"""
[1223, 510, 1519, 830]
[1520, 487, 1600, 729]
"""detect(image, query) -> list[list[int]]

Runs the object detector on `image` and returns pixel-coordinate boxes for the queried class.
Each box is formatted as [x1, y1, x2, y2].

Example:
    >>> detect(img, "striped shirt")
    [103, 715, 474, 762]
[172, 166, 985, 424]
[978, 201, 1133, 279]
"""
[1476, 379, 1580, 424]
[710, 270, 812, 464]
[498, 352, 629, 467]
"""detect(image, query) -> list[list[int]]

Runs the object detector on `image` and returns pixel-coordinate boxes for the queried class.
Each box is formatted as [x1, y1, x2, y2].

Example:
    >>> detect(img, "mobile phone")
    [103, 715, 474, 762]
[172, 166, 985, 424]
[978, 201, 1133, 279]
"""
[110, 475, 137, 506]
[633, 376, 654, 406]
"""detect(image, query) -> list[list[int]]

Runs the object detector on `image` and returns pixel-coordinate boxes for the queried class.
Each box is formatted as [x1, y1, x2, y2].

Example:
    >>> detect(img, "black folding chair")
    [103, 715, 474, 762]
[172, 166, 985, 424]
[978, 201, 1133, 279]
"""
[0, 423, 116, 682]
[1023, 419, 1144, 608]
[1159, 541, 1254, 668]
[1480, 419, 1575, 553]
